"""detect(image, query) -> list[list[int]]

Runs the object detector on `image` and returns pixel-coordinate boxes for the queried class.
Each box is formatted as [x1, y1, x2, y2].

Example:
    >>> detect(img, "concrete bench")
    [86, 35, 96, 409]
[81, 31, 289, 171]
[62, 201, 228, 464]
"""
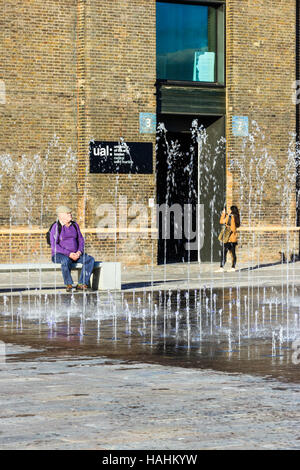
[0, 261, 121, 291]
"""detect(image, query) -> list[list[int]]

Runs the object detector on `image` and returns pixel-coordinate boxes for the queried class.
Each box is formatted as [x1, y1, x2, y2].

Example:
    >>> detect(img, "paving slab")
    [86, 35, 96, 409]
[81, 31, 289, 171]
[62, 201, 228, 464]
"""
[1, 260, 300, 294]
[0, 346, 299, 450]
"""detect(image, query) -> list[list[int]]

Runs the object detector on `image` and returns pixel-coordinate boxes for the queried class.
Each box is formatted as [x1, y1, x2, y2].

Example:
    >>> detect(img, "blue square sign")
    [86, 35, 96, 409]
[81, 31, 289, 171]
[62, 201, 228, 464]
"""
[139, 113, 156, 134]
[232, 116, 249, 137]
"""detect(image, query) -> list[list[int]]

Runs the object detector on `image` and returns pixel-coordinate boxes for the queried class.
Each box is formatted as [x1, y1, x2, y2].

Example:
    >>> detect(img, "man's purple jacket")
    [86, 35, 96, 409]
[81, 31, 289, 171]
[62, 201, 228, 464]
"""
[50, 221, 85, 257]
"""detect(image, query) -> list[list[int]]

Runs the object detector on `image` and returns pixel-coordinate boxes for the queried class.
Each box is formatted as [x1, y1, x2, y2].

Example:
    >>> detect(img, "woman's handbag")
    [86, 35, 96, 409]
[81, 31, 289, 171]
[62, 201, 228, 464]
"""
[218, 215, 232, 244]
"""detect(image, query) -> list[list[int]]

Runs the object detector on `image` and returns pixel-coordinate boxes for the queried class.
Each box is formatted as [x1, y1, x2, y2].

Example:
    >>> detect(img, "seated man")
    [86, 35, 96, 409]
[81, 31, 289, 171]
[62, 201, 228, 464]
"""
[50, 205, 95, 292]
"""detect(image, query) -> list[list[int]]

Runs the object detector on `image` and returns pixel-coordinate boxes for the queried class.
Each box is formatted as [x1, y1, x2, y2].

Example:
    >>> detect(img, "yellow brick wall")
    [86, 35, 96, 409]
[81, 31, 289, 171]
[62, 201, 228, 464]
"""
[226, 0, 298, 262]
[78, 0, 157, 264]
[0, 0, 299, 266]
[0, 0, 78, 227]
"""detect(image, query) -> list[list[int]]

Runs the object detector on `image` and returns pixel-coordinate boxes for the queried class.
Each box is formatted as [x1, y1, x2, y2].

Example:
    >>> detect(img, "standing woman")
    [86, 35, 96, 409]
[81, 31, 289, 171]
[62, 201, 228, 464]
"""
[216, 205, 240, 272]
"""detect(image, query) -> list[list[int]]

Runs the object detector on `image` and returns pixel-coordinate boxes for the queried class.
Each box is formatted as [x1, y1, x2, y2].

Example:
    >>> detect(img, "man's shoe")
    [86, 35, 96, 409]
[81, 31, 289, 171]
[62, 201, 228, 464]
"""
[215, 267, 224, 273]
[76, 284, 88, 291]
[227, 267, 236, 272]
[66, 284, 73, 292]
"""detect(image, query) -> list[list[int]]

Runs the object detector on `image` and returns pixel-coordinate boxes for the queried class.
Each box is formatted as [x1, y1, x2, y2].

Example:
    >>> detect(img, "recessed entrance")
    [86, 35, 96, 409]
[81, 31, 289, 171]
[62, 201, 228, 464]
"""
[156, 114, 225, 264]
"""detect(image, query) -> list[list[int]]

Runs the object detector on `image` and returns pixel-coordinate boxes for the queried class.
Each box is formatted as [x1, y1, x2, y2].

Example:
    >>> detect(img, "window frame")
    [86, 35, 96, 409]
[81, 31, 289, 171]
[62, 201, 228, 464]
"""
[156, 0, 226, 87]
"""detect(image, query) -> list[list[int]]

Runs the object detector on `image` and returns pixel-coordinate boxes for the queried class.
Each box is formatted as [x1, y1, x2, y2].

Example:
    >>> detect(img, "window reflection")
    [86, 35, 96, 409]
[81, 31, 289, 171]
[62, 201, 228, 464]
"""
[156, 2, 220, 83]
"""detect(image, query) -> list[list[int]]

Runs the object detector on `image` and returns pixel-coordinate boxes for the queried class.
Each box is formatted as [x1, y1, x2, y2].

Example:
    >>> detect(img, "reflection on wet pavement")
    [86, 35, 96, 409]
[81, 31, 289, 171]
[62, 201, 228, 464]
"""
[0, 285, 300, 384]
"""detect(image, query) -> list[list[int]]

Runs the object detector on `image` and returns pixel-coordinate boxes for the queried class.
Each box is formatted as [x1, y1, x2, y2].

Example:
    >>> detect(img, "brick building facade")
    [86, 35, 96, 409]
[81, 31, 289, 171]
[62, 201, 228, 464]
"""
[226, 0, 298, 264]
[0, 0, 299, 266]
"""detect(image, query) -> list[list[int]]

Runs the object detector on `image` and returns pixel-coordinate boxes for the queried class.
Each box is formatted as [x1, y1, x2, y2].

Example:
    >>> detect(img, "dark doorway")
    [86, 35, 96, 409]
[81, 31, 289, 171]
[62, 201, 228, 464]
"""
[156, 114, 225, 264]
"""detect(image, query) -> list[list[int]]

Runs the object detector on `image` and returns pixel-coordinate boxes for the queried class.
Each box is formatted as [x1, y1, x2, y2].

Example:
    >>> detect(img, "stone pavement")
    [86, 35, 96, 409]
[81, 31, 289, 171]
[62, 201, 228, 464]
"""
[0, 260, 300, 294]
[1, 261, 300, 450]
[122, 260, 300, 292]
[0, 346, 299, 450]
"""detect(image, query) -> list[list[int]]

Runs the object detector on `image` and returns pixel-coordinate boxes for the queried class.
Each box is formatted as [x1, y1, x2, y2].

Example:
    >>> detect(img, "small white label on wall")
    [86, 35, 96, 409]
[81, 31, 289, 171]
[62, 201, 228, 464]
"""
[232, 116, 249, 137]
[139, 113, 156, 134]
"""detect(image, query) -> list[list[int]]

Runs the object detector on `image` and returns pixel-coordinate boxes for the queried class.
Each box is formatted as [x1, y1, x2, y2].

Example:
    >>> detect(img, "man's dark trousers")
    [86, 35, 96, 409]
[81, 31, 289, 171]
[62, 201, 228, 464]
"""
[52, 253, 95, 286]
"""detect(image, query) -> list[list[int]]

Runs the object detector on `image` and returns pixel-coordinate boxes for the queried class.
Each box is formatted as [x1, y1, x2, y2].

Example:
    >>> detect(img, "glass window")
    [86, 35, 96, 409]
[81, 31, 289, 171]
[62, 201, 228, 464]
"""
[156, 1, 224, 83]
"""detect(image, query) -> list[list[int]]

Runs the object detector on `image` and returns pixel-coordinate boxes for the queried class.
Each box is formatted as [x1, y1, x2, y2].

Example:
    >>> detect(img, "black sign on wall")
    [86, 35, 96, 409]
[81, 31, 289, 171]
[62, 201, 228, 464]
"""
[89, 141, 153, 174]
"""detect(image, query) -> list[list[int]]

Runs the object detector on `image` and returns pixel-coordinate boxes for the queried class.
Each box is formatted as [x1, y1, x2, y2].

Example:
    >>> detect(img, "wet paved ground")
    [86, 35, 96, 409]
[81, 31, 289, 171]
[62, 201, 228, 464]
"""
[122, 260, 300, 292]
[1, 260, 300, 293]
[0, 347, 300, 450]
[0, 262, 300, 449]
